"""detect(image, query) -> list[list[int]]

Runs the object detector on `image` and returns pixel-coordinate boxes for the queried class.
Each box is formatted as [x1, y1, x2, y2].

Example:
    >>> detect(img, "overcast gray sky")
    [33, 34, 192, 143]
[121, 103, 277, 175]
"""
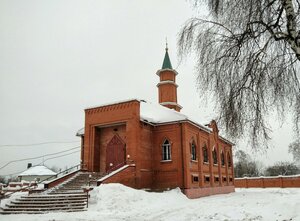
[0, 0, 294, 176]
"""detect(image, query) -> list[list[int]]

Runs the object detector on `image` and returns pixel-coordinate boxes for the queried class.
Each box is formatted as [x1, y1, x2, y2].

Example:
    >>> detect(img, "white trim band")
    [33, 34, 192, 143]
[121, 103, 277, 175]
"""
[156, 68, 179, 76]
[156, 80, 178, 87]
[160, 102, 183, 109]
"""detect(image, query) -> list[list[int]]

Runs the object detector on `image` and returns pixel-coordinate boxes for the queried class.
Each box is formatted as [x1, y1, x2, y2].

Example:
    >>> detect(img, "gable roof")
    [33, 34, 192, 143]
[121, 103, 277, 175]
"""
[19, 165, 57, 176]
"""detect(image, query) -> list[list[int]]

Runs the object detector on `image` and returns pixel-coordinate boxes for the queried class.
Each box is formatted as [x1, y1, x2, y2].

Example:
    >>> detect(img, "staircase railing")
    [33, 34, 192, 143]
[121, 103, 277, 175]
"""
[41, 164, 81, 183]
[106, 161, 127, 174]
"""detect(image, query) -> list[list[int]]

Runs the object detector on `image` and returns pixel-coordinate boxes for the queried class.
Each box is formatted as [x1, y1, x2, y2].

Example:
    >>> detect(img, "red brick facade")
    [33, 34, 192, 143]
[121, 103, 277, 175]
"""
[78, 48, 235, 198]
[100, 165, 136, 187]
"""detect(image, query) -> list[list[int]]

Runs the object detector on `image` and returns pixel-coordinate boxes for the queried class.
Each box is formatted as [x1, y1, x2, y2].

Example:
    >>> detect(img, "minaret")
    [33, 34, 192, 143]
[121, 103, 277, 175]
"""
[156, 44, 182, 112]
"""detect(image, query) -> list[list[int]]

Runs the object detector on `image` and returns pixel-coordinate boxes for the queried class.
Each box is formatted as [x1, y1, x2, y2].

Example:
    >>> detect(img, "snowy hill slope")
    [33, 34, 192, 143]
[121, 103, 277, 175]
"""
[1, 184, 299, 221]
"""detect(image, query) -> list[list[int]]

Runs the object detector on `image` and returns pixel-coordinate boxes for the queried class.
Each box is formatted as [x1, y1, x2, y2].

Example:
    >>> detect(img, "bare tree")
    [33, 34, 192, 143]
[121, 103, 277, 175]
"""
[234, 150, 263, 177]
[265, 161, 299, 175]
[178, 0, 300, 149]
[289, 140, 300, 163]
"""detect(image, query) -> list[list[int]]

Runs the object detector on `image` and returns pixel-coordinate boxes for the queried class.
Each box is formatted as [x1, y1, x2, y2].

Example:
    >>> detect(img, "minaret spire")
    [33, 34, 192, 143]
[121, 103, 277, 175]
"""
[165, 37, 168, 51]
[156, 44, 182, 112]
[162, 40, 173, 69]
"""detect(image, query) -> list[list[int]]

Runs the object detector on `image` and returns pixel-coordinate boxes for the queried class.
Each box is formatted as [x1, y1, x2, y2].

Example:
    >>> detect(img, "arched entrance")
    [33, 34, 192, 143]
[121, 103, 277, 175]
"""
[106, 135, 126, 173]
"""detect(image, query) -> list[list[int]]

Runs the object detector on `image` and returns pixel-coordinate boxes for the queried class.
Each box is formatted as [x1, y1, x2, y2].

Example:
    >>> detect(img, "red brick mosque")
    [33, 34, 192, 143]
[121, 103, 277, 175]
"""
[77, 46, 235, 198]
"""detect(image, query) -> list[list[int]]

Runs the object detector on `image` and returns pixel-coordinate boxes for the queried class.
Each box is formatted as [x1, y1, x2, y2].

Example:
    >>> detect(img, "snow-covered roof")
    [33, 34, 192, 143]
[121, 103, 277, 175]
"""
[78, 99, 233, 145]
[19, 165, 57, 176]
[140, 101, 188, 124]
[84, 99, 208, 128]
[139, 100, 213, 134]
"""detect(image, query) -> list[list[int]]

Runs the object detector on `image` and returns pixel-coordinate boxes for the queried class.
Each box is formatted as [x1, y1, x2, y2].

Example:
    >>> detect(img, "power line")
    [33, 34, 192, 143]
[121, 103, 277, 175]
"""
[43, 150, 80, 164]
[1, 150, 80, 177]
[0, 141, 80, 148]
[0, 146, 80, 170]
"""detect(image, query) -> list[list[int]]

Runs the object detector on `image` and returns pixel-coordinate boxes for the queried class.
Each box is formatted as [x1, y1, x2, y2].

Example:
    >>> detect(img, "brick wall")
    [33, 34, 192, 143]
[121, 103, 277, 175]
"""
[138, 123, 154, 188]
[183, 122, 234, 189]
[152, 124, 183, 189]
[184, 185, 235, 199]
[235, 175, 300, 188]
[101, 165, 136, 188]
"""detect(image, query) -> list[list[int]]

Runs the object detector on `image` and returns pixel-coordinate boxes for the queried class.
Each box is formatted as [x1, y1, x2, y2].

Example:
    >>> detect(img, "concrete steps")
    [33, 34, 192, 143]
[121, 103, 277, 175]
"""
[0, 209, 86, 214]
[7, 203, 86, 208]
[0, 193, 87, 214]
[0, 172, 104, 214]
[0, 207, 87, 214]
[10, 200, 86, 205]
[48, 172, 103, 194]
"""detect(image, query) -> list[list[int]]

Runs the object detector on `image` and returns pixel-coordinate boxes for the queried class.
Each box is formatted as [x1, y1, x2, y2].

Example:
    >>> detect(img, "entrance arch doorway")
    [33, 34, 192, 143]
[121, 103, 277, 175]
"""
[106, 135, 126, 173]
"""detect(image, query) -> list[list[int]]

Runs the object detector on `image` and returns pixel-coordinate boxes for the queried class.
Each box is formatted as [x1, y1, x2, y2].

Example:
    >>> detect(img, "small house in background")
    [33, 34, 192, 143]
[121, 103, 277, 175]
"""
[18, 164, 57, 182]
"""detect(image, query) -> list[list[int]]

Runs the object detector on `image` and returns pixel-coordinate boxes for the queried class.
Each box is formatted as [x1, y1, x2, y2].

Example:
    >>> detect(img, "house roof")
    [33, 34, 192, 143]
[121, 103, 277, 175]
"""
[77, 99, 234, 145]
[19, 165, 57, 176]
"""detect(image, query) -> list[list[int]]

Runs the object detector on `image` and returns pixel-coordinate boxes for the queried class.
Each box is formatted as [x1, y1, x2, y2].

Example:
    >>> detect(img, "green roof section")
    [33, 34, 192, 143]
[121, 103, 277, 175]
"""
[162, 48, 173, 69]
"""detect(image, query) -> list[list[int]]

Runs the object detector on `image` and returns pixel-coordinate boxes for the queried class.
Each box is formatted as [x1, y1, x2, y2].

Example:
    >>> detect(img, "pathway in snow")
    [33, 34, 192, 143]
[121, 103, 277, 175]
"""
[0, 184, 299, 221]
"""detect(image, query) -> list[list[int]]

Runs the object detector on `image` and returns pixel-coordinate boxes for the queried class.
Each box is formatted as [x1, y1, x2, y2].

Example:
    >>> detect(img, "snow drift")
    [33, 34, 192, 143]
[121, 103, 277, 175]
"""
[1, 184, 300, 221]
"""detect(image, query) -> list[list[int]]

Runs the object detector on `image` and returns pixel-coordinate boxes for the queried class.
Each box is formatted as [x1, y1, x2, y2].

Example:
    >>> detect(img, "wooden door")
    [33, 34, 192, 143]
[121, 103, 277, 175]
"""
[106, 135, 125, 173]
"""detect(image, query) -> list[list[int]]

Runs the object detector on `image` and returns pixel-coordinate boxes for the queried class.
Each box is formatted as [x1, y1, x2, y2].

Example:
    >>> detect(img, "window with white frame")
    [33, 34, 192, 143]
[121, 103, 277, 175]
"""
[191, 141, 197, 161]
[162, 139, 171, 161]
[203, 144, 209, 163]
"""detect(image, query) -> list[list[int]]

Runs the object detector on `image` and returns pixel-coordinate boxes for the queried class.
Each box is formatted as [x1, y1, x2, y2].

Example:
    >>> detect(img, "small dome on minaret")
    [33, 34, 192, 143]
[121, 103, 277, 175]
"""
[156, 45, 182, 112]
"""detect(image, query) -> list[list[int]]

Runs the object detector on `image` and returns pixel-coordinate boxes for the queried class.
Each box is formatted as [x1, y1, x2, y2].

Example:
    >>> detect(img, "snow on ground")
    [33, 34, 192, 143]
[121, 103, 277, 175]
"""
[1, 184, 299, 221]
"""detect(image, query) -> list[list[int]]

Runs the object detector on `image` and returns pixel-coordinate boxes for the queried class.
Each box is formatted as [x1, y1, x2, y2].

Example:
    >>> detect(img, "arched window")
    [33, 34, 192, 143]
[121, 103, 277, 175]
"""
[191, 141, 197, 161]
[227, 153, 232, 167]
[221, 150, 225, 166]
[162, 139, 171, 161]
[203, 145, 208, 163]
[212, 147, 218, 165]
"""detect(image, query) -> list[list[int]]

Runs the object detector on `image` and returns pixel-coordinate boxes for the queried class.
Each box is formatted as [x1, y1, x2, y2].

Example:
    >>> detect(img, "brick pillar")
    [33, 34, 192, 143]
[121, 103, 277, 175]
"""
[181, 123, 188, 189]
[197, 134, 204, 187]
[208, 139, 214, 187]
[217, 143, 222, 186]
